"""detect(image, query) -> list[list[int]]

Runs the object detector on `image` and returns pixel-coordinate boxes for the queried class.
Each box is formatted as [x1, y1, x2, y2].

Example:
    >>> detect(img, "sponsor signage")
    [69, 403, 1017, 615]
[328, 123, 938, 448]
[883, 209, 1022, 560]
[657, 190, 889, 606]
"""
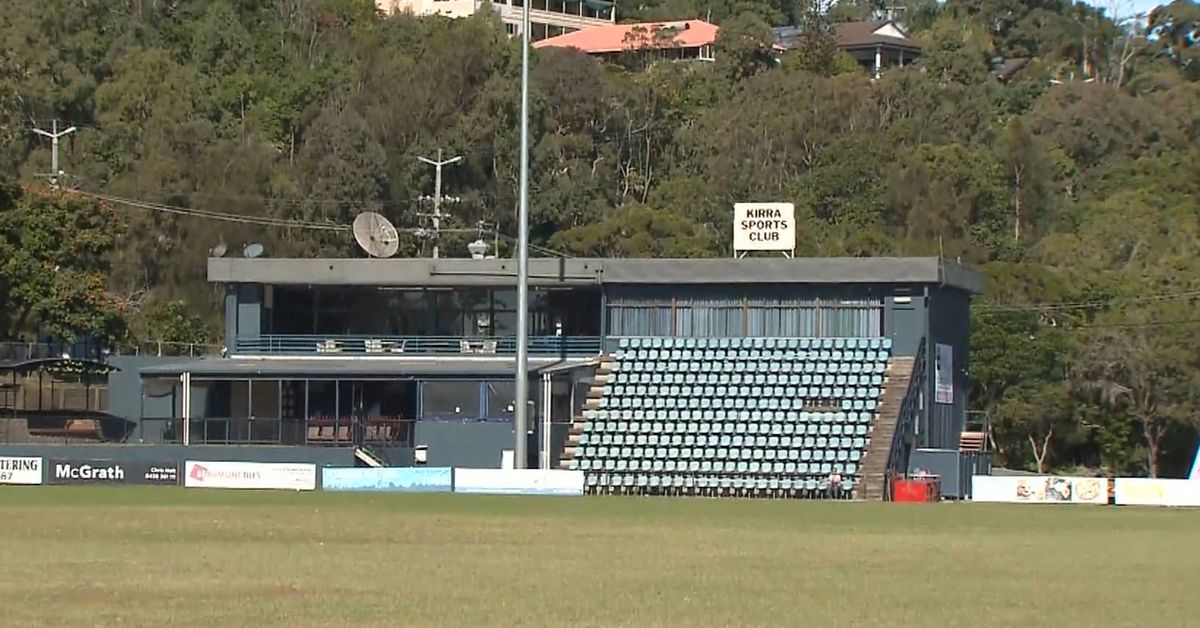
[47, 459, 179, 485]
[1114, 478, 1200, 507]
[733, 203, 796, 252]
[453, 469, 584, 496]
[972, 475, 1107, 505]
[322, 467, 453, 492]
[184, 461, 316, 491]
[0, 456, 43, 485]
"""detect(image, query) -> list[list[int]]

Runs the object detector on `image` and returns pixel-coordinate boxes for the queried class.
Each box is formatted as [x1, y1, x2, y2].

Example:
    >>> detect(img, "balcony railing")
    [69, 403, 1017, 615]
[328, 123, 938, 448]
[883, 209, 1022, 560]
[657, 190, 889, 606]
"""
[234, 335, 603, 357]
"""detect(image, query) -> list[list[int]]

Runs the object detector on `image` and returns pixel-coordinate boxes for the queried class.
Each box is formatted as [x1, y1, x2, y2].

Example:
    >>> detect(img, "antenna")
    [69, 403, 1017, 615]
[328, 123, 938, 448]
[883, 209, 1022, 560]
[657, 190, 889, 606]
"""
[31, 120, 78, 189]
[243, 243, 265, 258]
[352, 211, 400, 258]
[416, 149, 463, 259]
[210, 239, 228, 258]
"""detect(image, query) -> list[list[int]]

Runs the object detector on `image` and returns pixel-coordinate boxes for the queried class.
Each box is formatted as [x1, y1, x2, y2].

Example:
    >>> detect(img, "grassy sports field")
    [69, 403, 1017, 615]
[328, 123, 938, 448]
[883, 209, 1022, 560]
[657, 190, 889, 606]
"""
[1, 488, 1196, 627]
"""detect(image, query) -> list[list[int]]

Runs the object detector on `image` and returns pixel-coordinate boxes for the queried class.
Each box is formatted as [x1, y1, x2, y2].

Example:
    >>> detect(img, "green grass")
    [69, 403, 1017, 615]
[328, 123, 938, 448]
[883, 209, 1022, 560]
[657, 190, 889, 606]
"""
[1, 488, 1198, 627]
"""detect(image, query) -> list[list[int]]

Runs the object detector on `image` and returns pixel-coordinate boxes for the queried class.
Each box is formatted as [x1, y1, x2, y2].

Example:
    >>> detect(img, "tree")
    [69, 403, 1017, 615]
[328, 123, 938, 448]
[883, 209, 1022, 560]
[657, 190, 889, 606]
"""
[714, 12, 777, 83]
[0, 184, 125, 342]
[998, 117, 1052, 243]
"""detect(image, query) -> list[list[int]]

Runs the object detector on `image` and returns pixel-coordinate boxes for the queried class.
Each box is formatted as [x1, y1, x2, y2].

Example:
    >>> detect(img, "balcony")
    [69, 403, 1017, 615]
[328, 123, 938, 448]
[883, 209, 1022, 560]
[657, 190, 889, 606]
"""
[233, 335, 603, 357]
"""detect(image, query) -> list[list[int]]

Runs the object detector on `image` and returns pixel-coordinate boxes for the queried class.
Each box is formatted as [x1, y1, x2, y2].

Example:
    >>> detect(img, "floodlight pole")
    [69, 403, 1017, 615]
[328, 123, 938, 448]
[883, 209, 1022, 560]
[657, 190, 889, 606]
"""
[417, 149, 462, 259]
[513, 0, 533, 470]
[31, 119, 77, 189]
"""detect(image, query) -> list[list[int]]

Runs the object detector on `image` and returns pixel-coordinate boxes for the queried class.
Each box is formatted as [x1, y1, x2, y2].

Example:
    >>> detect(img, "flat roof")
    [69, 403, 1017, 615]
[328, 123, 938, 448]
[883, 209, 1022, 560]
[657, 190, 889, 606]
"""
[139, 356, 597, 378]
[207, 257, 985, 293]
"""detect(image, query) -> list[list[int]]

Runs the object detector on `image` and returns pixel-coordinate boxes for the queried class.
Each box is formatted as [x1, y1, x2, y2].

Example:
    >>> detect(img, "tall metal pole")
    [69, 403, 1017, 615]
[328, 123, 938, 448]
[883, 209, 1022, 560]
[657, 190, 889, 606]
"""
[32, 119, 78, 189]
[433, 149, 443, 259]
[418, 150, 462, 260]
[513, 1, 533, 470]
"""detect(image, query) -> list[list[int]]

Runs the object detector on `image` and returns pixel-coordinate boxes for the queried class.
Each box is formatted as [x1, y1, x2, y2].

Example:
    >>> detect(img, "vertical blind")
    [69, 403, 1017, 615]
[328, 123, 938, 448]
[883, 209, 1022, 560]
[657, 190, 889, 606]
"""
[607, 298, 883, 337]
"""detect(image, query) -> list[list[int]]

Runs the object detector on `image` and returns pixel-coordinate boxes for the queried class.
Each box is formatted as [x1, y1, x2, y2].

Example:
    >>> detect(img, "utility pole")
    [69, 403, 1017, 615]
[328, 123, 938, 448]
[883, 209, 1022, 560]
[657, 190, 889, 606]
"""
[32, 120, 77, 189]
[514, 0, 533, 470]
[417, 149, 462, 259]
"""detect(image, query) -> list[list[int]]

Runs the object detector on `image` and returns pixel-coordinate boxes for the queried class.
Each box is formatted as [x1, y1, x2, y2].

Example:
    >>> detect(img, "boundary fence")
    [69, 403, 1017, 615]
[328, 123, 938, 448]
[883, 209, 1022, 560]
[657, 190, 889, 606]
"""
[0, 456, 585, 496]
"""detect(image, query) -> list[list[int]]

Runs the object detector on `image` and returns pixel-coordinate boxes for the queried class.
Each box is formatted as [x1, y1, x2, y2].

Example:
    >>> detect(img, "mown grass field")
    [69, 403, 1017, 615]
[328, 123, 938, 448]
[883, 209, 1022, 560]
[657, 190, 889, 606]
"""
[0, 487, 1197, 627]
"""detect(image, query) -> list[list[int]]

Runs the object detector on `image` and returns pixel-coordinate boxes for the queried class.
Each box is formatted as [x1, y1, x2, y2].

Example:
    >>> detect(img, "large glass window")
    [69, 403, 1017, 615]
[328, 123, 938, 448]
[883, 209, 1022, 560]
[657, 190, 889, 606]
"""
[420, 381, 482, 420]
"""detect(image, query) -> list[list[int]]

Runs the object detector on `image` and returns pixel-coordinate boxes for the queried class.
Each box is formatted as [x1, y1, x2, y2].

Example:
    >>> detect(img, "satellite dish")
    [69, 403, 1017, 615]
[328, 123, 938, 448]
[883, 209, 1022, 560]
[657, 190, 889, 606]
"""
[353, 212, 400, 258]
[243, 243, 265, 258]
[210, 241, 228, 258]
[467, 239, 489, 259]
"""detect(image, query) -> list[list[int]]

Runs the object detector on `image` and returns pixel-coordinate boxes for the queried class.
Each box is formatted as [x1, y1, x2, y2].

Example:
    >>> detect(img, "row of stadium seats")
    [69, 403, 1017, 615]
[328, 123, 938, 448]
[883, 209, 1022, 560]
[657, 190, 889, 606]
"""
[619, 336, 890, 351]
[613, 372, 887, 386]
[614, 360, 887, 374]
[588, 474, 854, 498]
[588, 409, 872, 424]
[570, 336, 894, 499]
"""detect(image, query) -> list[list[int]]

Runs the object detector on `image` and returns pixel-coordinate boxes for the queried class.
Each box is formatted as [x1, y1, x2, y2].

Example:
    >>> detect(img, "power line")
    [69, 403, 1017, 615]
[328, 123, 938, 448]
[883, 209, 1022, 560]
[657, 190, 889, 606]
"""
[976, 290, 1200, 313]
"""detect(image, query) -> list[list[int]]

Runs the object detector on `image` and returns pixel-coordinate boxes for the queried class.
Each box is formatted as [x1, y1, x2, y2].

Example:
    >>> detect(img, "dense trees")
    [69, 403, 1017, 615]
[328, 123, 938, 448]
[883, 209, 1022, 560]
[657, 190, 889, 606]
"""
[1, 0, 1198, 475]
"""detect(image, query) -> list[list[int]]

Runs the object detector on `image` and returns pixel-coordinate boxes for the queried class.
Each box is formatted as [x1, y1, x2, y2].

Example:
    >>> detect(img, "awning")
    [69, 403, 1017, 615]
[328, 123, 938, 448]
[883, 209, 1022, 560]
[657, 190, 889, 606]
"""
[0, 357, 119, 375]
[138, 356, 600, 379]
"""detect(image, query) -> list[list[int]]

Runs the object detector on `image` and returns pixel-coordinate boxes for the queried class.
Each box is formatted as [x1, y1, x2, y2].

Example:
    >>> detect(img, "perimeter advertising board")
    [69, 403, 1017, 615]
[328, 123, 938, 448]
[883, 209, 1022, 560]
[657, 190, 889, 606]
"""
[0, 457, 43, 485]
[47, 459, 179, 485]
[733, 203, 796, 252]
[453, 469, 584, 496]
[1114, 478, 1200, 507]
[184, 461, 316, 491]
[972, 475, 1107, 504]
[322, 467, 453, 492]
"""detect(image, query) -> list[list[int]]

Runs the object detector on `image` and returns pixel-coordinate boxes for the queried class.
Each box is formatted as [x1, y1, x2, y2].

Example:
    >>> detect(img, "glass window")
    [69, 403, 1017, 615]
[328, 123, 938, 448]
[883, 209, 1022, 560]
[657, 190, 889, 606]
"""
[483, 381, 515, 422]
[420, 381, 481, 420]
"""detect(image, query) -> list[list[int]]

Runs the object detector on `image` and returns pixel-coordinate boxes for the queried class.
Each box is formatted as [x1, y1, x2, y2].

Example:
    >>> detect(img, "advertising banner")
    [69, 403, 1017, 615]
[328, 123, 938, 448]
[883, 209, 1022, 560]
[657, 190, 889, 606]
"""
[184, 461, 316, 491]
[972, 475, 1107, 504]
[1114, 478, 1200, 507]
[453, 469, 584, 496]
[322, 467, 452, 492]
[0, 456, 43, 485]
[47, 459, 179, 486]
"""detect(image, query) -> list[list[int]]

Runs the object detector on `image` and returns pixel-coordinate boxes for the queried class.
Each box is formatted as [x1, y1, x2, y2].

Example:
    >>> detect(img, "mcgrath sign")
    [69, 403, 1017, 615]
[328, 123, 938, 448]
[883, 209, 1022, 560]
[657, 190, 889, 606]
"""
[48, 459, 179, 485]
[734, 203, 795, 253]
[0, 457, 43, 485]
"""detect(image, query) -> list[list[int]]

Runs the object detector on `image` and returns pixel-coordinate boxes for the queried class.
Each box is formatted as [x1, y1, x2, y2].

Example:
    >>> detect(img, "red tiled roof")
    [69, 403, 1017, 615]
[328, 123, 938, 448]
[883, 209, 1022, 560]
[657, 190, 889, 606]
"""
[533, 20, 719, 54]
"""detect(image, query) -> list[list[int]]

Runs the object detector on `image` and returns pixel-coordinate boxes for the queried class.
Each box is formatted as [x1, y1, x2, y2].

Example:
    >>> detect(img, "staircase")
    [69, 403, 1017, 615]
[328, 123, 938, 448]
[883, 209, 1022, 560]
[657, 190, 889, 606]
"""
[959, 431, 987, 452]
[558, 355, 615, 472]
[858, 356, 915, 501]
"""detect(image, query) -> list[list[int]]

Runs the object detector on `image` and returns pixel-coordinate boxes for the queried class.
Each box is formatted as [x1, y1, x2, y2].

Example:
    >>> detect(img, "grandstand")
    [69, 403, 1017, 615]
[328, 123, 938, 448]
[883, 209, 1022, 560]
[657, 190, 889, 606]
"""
[0, 256, 985, 498]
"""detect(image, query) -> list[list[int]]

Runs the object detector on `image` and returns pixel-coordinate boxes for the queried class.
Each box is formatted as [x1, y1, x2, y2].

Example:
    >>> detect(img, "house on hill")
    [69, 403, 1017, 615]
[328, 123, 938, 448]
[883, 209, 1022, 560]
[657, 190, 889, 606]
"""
[532, 19, 722, 62]
[376, 0, 615, 41]
[773, 20, 922, 77]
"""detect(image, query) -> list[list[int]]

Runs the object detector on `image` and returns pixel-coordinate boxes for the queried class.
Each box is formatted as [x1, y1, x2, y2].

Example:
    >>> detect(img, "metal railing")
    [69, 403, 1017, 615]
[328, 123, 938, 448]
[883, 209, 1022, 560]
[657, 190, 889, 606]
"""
[885, 337, 926, 500]
[135, 416, 418, 447]
[234, 335, 603, 357]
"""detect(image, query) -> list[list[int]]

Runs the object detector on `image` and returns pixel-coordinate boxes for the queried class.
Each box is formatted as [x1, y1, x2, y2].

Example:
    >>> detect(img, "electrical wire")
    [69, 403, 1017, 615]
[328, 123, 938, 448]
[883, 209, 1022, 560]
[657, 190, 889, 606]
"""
[976, 290, 1200, 313]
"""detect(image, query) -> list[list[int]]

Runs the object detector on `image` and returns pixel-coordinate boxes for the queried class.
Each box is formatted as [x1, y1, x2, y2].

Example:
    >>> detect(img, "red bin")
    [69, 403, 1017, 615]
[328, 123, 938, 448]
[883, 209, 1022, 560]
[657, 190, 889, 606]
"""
[892, 476, 941, 502]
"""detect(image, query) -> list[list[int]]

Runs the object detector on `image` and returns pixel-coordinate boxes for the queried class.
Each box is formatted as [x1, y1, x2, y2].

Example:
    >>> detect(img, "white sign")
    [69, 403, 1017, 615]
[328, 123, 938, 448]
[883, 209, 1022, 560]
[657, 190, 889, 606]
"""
[0, 457, 43, 485]
[183, 461, 316, 491]
[972, 475, 1107, 504]
[935, 343, 953, 405]
[733, 203, 795, 252]
[1114, 478, 1200, 507]
[453, 469, 584, 496]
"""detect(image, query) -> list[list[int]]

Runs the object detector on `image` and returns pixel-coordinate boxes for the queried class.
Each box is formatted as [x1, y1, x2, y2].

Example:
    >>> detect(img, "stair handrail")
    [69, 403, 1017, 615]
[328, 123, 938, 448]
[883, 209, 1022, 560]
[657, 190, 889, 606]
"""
[885, 337, 926, 499]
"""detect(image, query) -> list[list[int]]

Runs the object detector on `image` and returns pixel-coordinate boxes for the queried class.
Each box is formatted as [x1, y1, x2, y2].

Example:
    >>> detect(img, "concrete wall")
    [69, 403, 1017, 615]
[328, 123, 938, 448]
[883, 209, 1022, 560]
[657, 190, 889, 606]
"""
[0, 443, 354, 466]
[412, 422, 518, 469]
